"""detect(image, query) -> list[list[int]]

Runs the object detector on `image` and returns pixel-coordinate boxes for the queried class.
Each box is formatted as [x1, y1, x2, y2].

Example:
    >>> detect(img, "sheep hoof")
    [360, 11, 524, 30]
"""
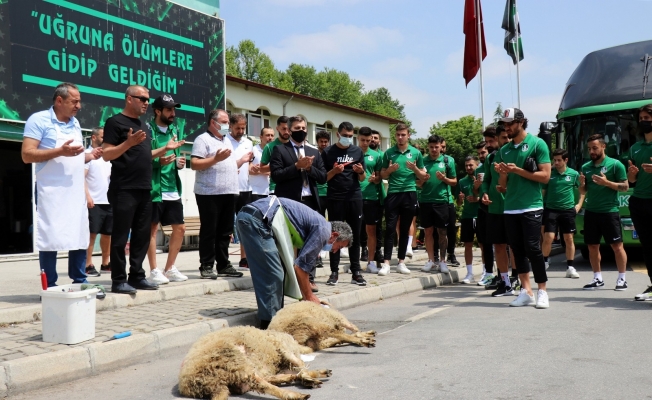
[361, 338, 376, 347]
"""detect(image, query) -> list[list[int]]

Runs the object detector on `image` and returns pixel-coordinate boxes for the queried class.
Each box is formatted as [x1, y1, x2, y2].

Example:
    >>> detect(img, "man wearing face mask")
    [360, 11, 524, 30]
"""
[260, 116, 291, 195]
[321, 122, 367, 286]
[190, 109, 244, 280]
[270, 115, 327, 291]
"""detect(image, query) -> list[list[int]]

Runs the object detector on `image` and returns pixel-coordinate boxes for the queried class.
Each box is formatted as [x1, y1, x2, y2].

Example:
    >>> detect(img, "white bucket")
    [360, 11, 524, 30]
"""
[41, 284, 99, 344]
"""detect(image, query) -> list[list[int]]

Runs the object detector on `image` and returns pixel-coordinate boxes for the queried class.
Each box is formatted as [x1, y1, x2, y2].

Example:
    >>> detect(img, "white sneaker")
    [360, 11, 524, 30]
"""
[545, 261, 549, 270]
[340, 247, 349, 258]
[378, 263, 391, 276]
[165, 266, 188, 282]
[397, 263, 411, 274]
[535, 289, 549, 309]
[479, 270, 487, 282]
[509, 290, 536, 307]
[478, 273, 494, 286]
[406, 248, 414, 258]
[439, 262, 449, 274]
[149, 268, 169, 284]
[462, 273, 474, 284]
[422, 260, 435, 272]
[565, 267, 580, 279]
[367, 261, 378, 274]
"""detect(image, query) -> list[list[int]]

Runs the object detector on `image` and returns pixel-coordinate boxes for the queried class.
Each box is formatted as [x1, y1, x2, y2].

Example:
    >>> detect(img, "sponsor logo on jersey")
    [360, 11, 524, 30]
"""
[521, 143, 529, 152]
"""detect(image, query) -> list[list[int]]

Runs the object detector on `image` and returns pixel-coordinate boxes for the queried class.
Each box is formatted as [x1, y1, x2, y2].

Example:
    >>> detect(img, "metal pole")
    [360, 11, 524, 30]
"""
[515, 0, 521, 109]
[476, 0, 485, 128]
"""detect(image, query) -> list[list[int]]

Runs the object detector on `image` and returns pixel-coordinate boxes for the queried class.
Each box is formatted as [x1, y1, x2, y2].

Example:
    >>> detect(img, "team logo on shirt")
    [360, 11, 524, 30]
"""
[565, 176, 571, 181]
[521, 144, 529, 152]
[406, 153, 413, 159]
[601, 166, 607, 173]
[368, 156, 374, 161]
[439, 162, 445, 168]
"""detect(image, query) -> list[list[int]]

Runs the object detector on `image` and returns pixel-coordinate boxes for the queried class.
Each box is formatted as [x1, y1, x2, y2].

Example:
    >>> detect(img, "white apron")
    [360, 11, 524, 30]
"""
[35, 124, 89, 251]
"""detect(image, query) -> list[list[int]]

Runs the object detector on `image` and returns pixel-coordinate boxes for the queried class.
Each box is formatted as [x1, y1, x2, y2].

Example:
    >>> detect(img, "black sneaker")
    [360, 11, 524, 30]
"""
[216, 265, 244, 278]
[448, 253, 460, 266]
[316, 256, 324, 268]
[238, 258, 249, 270]
[100, 263, 111, 272]
[361, 247, 368, 262]
[326, 272, 338, 286]
[85, 265, 100, 277]
[491, 281, 514, 297]
[374, 251, 384, 265]
[583, 278, 605, 290]
[199, 264, 217, 279]
[351, 272, 367, 286]
[485, 275, 501, 290]
[635, 286, 652, 301]
[615, 279, 628, 291]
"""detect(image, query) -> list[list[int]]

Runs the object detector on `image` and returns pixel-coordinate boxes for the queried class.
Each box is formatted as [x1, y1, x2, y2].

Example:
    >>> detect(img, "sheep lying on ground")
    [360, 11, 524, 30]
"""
[178, 326, 331, 400]
[268, 301, 376, 351]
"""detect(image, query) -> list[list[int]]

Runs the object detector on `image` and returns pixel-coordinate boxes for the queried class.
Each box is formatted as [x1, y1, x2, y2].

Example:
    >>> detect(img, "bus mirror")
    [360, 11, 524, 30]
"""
[539, 122, 556, 150]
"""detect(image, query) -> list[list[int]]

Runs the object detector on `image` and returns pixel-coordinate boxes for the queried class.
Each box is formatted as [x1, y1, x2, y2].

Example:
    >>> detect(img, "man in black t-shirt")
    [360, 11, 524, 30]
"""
[322, 121, 367, 286]
[102, 85, 184, 294]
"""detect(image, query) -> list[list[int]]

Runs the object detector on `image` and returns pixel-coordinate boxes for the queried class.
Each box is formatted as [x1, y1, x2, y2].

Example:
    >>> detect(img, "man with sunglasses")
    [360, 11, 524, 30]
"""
[103, 85, 184, 294]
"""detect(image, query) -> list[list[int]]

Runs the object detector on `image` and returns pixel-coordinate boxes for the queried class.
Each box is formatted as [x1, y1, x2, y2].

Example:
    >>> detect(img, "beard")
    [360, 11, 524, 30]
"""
[279, 132, 290, 141]
[369, 142, 378, 150]
[590, 152, 601, 161]
[160, 115, 174, 126]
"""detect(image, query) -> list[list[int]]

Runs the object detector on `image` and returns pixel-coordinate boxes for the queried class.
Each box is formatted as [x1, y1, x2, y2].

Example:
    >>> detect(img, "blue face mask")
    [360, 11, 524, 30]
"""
[322, 243, 333, 252]
[339, 136, 353, 147]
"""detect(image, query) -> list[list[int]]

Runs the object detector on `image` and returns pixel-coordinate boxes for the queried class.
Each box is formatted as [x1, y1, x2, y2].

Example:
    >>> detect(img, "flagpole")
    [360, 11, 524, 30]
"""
[476, 0, 485, 128]
[515, 0, 521, 109]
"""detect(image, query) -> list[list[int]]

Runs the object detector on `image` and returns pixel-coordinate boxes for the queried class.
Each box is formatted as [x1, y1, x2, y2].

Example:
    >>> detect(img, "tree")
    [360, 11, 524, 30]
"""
[493, 102, 504, 126]
[225, 40, 281, 86]
[429, 115, 483, 174]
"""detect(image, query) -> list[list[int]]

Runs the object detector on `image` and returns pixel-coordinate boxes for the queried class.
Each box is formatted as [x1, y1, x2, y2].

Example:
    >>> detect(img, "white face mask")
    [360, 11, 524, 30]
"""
[218, 123, 230, 134]
[339, 136, 353, 147]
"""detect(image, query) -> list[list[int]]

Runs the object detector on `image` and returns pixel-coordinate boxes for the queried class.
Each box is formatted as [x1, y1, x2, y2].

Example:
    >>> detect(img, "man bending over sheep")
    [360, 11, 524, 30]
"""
[237, 196, 352, 330]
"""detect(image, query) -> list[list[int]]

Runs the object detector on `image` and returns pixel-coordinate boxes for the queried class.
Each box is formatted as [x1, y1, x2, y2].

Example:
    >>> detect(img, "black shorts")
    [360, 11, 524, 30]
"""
[419, 202, 449, 229]
[234, 191, 253, 213]
[460, 218, 477, 243]
[152, 200, 184, 226]
[88, 204, 113, 235]
[487, 213, 508, 244]
[543, 208, 576, 234]
[363, 200, 382, 225]
[476, 209, 487, 244]
[583, 210, 622, 245]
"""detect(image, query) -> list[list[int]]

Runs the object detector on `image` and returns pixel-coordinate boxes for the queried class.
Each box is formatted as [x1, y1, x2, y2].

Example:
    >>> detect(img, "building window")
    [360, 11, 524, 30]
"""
[316, 123, 334, 144]
[247, 108, 270, 137]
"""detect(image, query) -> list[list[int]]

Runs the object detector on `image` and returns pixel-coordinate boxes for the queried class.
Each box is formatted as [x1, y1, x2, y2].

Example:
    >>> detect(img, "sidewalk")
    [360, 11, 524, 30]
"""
[0, 245, 485, 396]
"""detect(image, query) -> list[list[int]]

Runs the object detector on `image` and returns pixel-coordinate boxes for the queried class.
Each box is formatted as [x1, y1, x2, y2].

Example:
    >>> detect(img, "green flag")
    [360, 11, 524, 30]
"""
[502, 0, 523, 64]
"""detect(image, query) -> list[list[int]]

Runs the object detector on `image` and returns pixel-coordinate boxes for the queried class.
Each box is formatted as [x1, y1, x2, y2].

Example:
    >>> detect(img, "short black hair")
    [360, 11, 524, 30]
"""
[277, 116, 289, 126]
[229, 113, 246, 125]
[587, 133, 605, 144]
[371, 130, 380, 136]
[475, 141, 487, 150]
[496, 125, 505, 135]
[316, 130, 330, 141]
[427, 134, 443, 144]
[395, 123, 410, 133]
[552, 148, 569, 160]
[358, 126, 372, 136]
[338, 121, 354, 132]
[482, 126, 496, 138]
[465, 155, 479, 163]
[288, 115, 306, 129]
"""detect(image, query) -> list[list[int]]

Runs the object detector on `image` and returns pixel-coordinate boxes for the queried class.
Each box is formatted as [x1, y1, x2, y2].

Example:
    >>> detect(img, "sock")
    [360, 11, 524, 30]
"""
[501, 273, 511, 287]
[618, 273, 626, 281]
[594, 272, 603, 281]
[466, 264, 473, 274]
[407, 236, 413, 249]
[544, 256, 549, 263]
[481, 264, 485, 272]
[567, 260, 574, 267]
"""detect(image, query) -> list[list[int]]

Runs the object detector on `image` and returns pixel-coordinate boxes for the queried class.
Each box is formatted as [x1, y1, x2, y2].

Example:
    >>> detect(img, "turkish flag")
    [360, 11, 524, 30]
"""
[463, 0, 487, 86]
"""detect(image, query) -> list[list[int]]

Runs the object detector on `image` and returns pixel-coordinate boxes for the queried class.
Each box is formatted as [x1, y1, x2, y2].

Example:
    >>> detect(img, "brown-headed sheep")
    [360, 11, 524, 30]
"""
[268, 301, 376, 352]
[178, 326, 331, 400]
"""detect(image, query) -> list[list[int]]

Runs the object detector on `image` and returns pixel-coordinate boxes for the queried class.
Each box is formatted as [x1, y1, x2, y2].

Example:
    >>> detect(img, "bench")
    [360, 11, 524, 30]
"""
[160, 216, 201, 251]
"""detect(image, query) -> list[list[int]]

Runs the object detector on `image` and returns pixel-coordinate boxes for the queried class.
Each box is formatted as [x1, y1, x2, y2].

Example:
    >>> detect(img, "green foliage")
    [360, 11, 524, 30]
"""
[225, 39, 409, 137]
[428, 115, 483, 175]
[493, 102, 504, 125]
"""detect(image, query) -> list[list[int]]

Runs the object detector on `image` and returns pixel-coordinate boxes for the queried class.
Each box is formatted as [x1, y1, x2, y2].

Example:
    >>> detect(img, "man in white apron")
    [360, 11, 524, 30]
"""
[21, 82, 102, 287]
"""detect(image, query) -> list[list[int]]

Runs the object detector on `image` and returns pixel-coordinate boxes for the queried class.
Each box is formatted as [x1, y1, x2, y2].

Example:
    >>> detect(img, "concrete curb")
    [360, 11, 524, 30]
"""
[0, 253, 433, 325]
[0, 263, 479, 397]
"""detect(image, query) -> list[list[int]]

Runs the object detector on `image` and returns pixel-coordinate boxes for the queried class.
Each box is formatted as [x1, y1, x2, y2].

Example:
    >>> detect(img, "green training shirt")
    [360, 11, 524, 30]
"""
[495, 134, 551, 213]
[543, 167, 580, 210]
[480, 152, 505, 214]
[458, 174, 480, 218]
[581, 155, 627, 213]
[260, 138, 284, 192]
[150, 122, 182, 202]
[629, 140, 652, 199]
[419, 154, 456, 203]
[360, 148, 383, 201]
[382, 145, 424, 194]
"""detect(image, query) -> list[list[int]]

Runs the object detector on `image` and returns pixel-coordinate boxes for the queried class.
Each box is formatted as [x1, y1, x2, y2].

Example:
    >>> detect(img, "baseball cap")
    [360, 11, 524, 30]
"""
[152, 94, 181, 110]
[499, 107, 525, 123]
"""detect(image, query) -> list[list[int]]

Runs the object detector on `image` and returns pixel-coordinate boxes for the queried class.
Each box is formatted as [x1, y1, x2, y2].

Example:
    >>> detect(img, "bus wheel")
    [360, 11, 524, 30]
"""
[580, 247, 590, 260]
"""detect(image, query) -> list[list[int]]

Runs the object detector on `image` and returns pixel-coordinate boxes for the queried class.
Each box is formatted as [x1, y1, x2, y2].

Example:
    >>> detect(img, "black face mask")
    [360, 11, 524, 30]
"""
[640, 120, 652, 134]
[369, 142, 378, 150]
[291, 130, 307, 143]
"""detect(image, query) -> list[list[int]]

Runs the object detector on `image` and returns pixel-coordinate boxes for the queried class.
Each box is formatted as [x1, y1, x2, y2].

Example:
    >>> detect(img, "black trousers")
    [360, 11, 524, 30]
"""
[318, 196, 328, 218]
[505, 211, 547, 284]
[477, 208, 494, 273]
[108, 189, 151, 284]
[328, 199, 363, 273]
[360, 200, 384, 251]
[434, 203, 457, 254]
[384, 192, 417, 261]
[629, 196, 652, 282]
[196, 194, 236, 269]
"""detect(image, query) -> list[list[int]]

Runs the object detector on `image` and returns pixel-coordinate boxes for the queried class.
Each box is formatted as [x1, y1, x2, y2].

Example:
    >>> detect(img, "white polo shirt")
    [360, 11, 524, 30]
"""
[191, 131, 238, 195]
[227, 134, 253, 193]
[250, 144, 269, 196]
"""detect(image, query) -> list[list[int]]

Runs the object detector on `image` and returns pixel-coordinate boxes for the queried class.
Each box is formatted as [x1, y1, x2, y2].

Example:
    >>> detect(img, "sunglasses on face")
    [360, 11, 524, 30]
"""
[130, 95, 150, 103]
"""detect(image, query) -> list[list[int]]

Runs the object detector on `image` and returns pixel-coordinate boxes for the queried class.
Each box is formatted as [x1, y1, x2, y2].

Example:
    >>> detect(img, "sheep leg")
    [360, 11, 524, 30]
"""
[354, 330, 377, 338]
[252, 374, 311, 400]
[319, 332, 376, 349]
[266, 373, 303, 386]
[299, 369, 332, 379]
[209, 386, 230, 400]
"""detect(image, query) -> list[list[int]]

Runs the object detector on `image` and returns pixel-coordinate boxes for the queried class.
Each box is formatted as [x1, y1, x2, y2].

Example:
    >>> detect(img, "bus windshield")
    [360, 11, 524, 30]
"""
[563, 112, 638, 171]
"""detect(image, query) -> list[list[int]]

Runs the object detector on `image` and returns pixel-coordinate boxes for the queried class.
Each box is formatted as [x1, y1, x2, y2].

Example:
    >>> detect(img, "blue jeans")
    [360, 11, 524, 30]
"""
[236, 206, 284, 323]
[39, 249, 88, 287]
